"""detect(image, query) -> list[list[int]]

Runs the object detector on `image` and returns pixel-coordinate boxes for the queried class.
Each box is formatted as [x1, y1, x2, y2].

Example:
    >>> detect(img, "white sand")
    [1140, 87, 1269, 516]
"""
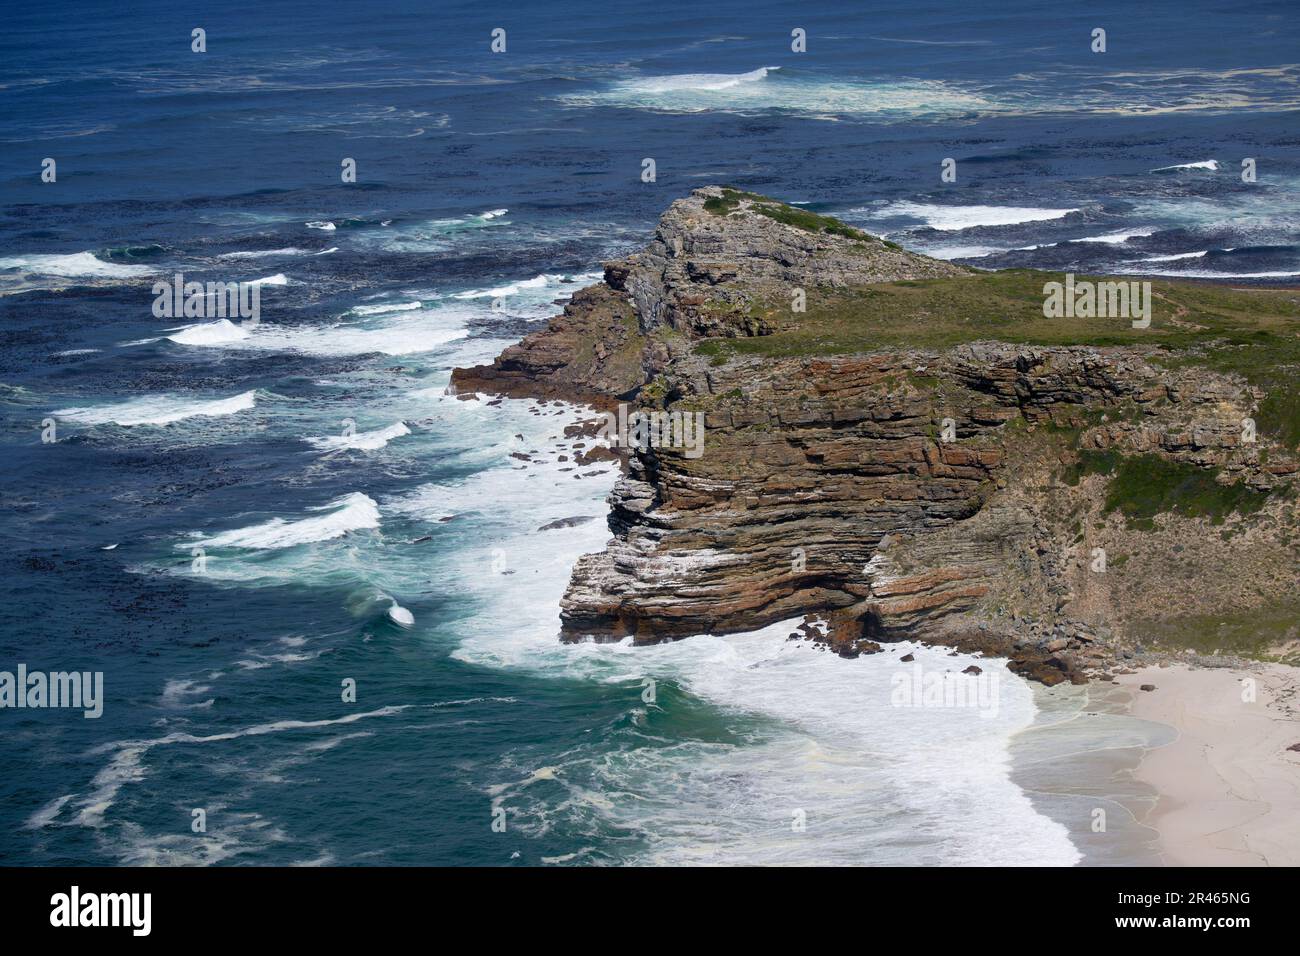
[1117, 663, 1300, 866]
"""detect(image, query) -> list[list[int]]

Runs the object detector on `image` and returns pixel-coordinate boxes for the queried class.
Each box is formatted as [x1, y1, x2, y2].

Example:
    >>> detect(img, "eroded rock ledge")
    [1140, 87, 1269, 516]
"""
[452, 187, 1300, 683]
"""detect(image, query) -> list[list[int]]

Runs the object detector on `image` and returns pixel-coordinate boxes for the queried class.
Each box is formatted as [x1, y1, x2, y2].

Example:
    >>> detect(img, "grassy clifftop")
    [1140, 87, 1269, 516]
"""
[695, 269, 1300, 355]
[694, 269, 1300, 449]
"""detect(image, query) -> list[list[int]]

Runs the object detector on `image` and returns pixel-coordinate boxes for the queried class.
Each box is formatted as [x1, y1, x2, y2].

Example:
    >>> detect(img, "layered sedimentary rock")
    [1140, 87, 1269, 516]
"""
[451, 284, 645, 407]
[452, 187, 1300, 682]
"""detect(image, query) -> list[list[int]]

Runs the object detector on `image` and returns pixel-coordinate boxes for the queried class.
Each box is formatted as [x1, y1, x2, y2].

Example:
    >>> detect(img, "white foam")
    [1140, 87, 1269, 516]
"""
[924, 244, 1008, 260]
[160, 678, 214, 710]
[23, 794, 74, 830]
[565, 70, 996, 120]
[869, 201, 1080, 231]
[305, 221, 336, 231]
[166, 319, 251, 345]
[598, 627, 1080, 866]
[0, 251, 154, 279]
[166, 308, 470, 357]
[452, 273, 558, 299]
[51, 707, 410, 831]
[254, 322, 467, 357]
[351, 301, 424, 315]
[1070, 229, 1155, 244]
[216, 248, 310, 259]
[405, 396, 1078, 865]
[1151, 159, 1219, 172]
[356, 209, 517, 254]
[629, 66, 781, 94]
[306, 421, 410, 451]
[1136, 250, 1209, 262]
[187, 492, 380, 551]
[56, 389, 256, 426]
[1119, 268, 1300, 279]
[38, 698, 502, 846]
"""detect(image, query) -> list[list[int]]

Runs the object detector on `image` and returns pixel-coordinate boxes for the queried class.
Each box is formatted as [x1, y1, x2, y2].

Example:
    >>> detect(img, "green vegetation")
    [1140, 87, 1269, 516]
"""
[1257, 386, 1300, 449]
[702, 187, 901, 247]
[751, 203, 870, 241]
[702, 187, 773, 216]
[1068, 449, 1271, 529]
[697, 270, 1300, 356]
[1137, 601, 1300, 661]
[1062, 448, 1122, 485]
[1148, 286, 1300, 450]
[639, 374, 670, 402]
[695, 272, 1300, 448]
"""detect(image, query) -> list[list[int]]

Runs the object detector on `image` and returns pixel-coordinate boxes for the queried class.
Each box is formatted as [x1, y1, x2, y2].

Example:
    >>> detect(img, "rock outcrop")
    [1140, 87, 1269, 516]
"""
[452, 187, 1300, 682]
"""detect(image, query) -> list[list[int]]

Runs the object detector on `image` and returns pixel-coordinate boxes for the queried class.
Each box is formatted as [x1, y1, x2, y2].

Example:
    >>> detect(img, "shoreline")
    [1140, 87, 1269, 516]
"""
[1014, 662, 1300, 866]
[1114, 663, 1300, 866]
[1011, 679, 1167, 866]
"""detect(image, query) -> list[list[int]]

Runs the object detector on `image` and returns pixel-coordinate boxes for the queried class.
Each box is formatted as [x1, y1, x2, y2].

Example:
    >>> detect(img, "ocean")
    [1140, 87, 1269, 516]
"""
[0, 0, 1294, 865]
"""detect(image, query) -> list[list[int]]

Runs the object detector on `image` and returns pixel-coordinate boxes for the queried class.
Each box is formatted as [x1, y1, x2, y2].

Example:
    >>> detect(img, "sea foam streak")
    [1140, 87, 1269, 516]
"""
[216, 248, 310, 260]
[242, 321, 467, 356]
[564, 68, 995, 120]
[306, 422, 410, 451]
[1150, 159, 1219, 172]
[249, 273, 289, 286]
[187, 492, 381, 551]
[867, 201, 1080, 231]
[1119, 268, 1300, 279]
[166, 319, 250, 345]
[158, 309, 469, 356]
[1070, 229, 1155, 244]
[628, 66, 780, 93]
[0, 251, 155, 279]
[1137, 250, 1208, 262]
[56, 390, 256, 426]
[924, 245, 1013, 260]
[451, 272, 596, 300]
[351, 301, 423, 315]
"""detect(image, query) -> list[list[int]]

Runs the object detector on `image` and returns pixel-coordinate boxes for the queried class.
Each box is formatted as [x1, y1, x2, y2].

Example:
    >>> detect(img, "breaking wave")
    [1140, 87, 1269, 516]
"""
[865, 201, 1081, 231]
[186, 492, 381, 551]
[55, 390, 257, 426]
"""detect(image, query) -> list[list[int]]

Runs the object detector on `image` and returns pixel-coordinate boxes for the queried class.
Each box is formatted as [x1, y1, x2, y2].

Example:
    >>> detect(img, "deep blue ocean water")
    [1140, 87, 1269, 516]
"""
[1, 0, 1296, 866]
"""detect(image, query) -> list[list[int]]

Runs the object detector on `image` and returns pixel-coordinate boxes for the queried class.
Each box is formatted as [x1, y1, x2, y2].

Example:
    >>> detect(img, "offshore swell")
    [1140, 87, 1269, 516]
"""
[2, 0, 1298, 866]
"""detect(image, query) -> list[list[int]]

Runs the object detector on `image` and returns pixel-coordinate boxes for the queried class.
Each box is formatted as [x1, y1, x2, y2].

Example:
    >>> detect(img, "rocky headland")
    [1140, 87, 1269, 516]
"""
[453, 187, 1300, 684]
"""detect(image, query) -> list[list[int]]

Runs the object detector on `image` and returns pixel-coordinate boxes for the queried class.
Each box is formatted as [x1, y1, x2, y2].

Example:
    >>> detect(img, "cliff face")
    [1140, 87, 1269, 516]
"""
[453, 187, 1300, 682]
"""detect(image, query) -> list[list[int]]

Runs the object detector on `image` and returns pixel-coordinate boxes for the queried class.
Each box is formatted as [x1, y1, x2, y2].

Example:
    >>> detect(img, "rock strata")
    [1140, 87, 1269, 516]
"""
[453, 187, 1300, 683]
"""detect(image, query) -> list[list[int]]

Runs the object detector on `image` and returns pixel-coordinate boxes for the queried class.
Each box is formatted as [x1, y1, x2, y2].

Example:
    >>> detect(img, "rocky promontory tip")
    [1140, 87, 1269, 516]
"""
[453, 187, 1300, 684]
[450, 186, 963, 402]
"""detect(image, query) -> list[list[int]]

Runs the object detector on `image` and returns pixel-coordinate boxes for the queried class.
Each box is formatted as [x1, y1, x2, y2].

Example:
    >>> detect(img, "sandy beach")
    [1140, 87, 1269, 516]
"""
[1116, 663, 1300, 866]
